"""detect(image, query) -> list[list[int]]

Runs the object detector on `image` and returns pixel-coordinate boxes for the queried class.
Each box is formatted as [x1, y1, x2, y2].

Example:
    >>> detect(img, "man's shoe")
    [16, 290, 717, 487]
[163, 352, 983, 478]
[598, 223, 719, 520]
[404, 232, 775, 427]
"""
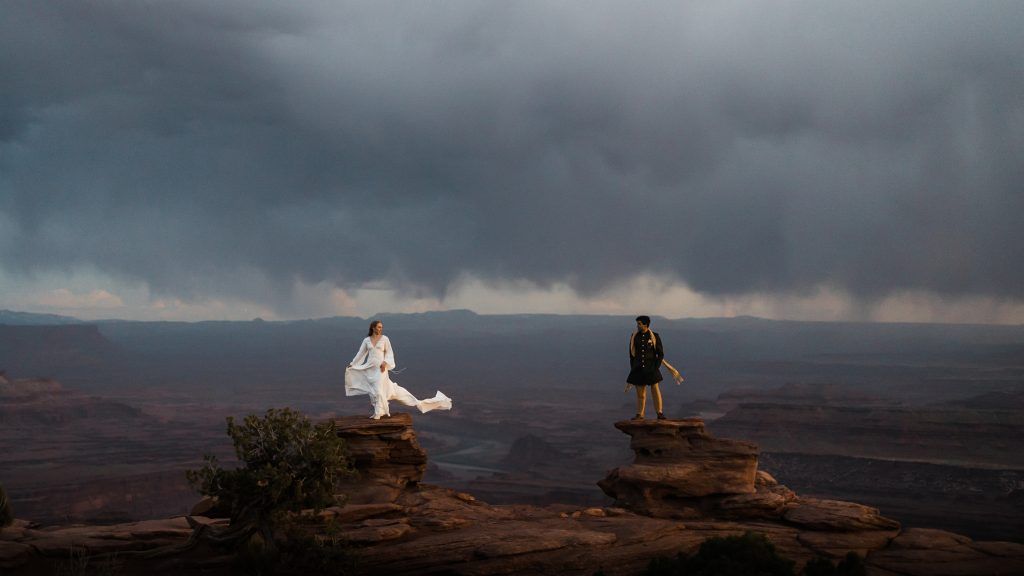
[657, 412, 667, 420]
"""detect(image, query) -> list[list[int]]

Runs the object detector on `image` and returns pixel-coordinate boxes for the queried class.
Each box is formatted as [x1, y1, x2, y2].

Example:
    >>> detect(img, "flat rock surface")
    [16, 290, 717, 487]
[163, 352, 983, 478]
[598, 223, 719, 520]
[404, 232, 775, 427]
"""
[5, 486, 1024, 576]
[784, 498, 901, 532]
[797, 528, 899, 558]
[321, 502, 405, 523]
[0, 540, 32, 567]
[20, 517, 196, 556]
[861, 528, 1024, 575]
[333, 413, 416, 432]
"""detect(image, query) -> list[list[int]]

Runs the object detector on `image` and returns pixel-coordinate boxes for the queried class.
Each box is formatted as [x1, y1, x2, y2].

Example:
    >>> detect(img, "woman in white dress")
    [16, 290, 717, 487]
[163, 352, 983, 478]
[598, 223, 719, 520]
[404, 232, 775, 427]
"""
[345, 320, 453, 419]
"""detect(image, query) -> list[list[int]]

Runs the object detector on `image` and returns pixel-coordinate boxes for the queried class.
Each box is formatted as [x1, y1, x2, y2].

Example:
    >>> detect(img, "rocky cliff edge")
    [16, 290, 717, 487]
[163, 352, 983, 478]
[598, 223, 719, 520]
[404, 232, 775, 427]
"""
[3, 414, 1023, 575]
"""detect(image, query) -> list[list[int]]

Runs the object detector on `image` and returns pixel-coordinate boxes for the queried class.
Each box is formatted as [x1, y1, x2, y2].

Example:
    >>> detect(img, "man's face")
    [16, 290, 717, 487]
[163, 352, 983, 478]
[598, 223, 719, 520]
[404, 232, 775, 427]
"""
[636, 320, 649, 333]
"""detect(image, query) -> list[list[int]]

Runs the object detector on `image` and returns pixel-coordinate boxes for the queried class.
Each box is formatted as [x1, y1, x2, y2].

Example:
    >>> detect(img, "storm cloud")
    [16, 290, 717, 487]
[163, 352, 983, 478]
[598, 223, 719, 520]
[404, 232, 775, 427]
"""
[1, 1, 1022, 312]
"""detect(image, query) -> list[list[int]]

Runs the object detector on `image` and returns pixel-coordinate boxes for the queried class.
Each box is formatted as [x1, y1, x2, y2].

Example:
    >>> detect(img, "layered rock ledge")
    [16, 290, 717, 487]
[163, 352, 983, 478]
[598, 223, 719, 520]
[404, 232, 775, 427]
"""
[598, 418, 901, 534]
[333, 413, 428, 504]
[598, 418, 759, 516]
[3, 414, 1023, 576]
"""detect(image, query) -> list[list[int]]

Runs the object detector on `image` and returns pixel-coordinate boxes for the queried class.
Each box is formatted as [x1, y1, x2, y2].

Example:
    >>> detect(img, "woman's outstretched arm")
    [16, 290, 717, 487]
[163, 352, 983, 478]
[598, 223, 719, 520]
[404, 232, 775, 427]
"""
[382, 336, 396, 371]
[350, 338, 369, 366]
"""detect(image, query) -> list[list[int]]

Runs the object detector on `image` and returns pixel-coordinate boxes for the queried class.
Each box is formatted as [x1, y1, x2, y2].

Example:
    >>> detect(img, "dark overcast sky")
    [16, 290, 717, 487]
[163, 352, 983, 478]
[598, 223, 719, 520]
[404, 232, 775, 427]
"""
[1, 1, 1022, 319]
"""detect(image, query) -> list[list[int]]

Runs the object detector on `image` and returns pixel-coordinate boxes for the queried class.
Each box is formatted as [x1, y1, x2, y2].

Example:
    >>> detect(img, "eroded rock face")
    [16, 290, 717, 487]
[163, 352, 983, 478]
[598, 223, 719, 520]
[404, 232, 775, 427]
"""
[332, 413, 428, 504]
[715, 483, 798, 520]
[598, 418, 759, 517]
[597, 418, 903, 534]
[6, 414, 1024, 575]
[8, 486, 1024, 576]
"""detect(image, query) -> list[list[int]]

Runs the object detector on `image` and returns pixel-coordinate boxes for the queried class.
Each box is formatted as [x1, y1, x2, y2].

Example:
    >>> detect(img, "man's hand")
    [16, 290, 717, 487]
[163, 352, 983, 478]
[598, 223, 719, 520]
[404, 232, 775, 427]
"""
[380, 363, 387, 373]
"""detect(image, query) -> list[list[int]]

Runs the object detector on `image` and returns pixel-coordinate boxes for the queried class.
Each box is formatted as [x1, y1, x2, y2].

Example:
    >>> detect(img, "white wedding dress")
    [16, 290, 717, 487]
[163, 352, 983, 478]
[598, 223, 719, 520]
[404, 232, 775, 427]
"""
[345, 335, 452, 419]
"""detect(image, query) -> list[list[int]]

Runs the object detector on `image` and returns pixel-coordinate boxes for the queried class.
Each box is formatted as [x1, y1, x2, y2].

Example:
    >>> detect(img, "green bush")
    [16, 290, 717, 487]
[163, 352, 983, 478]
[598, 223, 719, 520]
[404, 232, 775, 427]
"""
[186, 407, 357, 576]
[0, 483, 13, 528]
[643, 531, 796, 576]
[186, 407, 354, 527]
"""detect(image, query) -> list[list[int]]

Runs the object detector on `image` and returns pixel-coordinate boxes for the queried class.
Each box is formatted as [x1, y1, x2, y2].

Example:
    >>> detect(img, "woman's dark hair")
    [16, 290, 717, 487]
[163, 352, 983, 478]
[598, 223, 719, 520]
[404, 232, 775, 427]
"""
[367, 320, 382, 336]
[635, 315, 651, 326]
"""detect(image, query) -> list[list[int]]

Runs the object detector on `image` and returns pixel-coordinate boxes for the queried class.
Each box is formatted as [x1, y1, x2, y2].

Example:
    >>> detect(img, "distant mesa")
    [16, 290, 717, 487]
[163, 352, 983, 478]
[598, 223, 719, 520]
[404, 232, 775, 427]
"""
[0, 323, 115, 369]
[715, 382, 882, 408]
[375, 308, 480, 323]
[0, 309, 82, 326]
[0, 373, 141, 425]
[946, 390, 1024, 410]
[501, 434, 567, 470]
[710, 388, 1024, 469]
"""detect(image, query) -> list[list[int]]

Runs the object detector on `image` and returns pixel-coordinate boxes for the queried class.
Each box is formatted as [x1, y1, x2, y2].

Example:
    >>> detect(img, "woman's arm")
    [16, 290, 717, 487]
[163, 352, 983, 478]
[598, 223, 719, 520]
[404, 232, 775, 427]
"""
[662, 359, 684, 384]
[382, 336, 396, 371]
[653, 333, 682, 383]
[350, 338, 369, 366]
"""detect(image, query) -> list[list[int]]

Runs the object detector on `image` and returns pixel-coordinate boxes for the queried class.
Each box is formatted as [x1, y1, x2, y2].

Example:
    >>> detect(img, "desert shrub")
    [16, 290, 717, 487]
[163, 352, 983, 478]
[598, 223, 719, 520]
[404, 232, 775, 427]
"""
[643, 531, 796, 576]
[187, 407, 354, 526]
[186, 407, 355, 574]
[802, 552, 866, 576]
[0, 483, 13, 528]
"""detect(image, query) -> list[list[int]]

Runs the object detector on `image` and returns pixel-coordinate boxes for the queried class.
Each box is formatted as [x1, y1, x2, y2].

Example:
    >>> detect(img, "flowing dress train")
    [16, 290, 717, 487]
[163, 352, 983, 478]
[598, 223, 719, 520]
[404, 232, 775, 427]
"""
[344, 335, 452, 419]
